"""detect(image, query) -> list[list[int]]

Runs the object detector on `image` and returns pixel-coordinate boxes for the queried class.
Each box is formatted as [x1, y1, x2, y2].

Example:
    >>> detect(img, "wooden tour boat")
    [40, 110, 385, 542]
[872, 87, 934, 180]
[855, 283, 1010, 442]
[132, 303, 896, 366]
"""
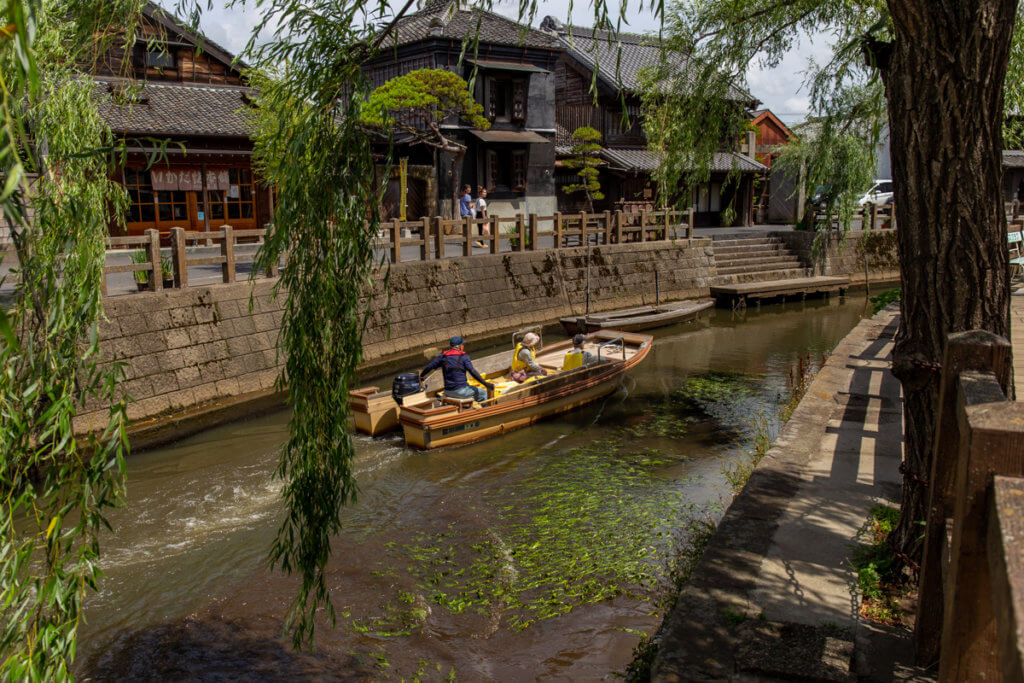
[560, 298, 714, 335]
[349, 327, 653, 449]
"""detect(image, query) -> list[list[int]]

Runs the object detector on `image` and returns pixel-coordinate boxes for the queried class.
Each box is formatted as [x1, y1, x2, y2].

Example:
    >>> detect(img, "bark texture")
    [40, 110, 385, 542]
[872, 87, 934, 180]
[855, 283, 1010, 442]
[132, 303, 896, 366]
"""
[880, 0, 1015, 565]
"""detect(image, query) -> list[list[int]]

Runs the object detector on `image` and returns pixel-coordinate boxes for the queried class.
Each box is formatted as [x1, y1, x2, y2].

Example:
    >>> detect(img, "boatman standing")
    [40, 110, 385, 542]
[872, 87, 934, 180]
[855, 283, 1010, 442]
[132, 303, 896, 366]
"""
[421, 336, 494, 402]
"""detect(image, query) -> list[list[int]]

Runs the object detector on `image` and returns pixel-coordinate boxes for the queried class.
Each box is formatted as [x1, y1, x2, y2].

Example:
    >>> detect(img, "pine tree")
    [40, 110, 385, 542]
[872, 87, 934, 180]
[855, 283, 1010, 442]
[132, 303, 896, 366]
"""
[561, 126, 605, 212]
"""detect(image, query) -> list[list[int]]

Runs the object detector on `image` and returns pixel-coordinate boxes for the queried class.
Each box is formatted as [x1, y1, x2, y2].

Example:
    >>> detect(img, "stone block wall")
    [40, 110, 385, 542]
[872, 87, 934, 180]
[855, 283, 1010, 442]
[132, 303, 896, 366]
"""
[76, 239, 716, 438]
[772, 229, 900, 286]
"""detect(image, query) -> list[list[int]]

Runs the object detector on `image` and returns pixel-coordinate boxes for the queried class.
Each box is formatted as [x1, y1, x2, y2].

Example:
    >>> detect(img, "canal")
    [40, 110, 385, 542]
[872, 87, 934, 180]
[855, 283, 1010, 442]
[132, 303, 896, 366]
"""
[78, 297, 872, 680]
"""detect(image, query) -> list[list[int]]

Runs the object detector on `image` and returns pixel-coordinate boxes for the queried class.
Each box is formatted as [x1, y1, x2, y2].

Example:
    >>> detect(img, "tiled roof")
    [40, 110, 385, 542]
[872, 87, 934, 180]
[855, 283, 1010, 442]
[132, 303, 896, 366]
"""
[96, 80, 252, 137]
[599, 146, 766, 173]
[385, 1, 559, 50]
[542, 17, 753, 103]
[1004, 150, 1024, 168]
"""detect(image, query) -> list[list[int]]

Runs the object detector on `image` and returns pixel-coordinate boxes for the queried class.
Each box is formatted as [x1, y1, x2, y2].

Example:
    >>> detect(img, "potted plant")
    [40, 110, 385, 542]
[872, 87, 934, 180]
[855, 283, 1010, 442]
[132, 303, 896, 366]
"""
[161, 256, 174, 289]
[131, 248, 150, 291]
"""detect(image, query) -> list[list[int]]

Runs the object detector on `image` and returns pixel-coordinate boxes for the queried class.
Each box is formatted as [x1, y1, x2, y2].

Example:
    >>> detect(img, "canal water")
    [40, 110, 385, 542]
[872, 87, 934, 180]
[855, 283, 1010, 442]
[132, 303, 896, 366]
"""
[78, 298, 872, 681]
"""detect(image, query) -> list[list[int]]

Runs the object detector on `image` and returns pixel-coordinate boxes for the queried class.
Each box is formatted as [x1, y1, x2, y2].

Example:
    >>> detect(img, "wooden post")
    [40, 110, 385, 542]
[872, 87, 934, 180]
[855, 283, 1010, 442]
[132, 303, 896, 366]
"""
[615, 210, 623, 244]
[392, 221, 403, 263]
[221, 225, 235, 283]
[939, 373, 1024, 682]
[146, 228, 162, 292]
[580, 211, 588, 247]
[528, 213, 538, 251]
[171, 226, 188, 288]
[490, 217, 500, 254]
[664, 209, 671, 240]
[603, 210, 612, 245]
[435, 217, 446, 260]
[869, 203, 878, 231]
[516, 214, 526, 252]
[917, 331, 1013, 664]
[687, 207, 695, 241]
[555, 212, 563, 249]
[463, 216, 472, 257]
[420, 217, 431, 261]
[265, 225, 279, 278]
[640, 210, 648, 243]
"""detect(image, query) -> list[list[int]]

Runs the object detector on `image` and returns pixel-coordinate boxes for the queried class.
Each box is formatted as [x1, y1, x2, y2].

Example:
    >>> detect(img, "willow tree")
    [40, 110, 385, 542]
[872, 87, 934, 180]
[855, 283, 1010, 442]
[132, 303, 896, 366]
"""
[360, 68, 490, 218]
[644, 0, 1022, 568]
[0, 0, 142, 676]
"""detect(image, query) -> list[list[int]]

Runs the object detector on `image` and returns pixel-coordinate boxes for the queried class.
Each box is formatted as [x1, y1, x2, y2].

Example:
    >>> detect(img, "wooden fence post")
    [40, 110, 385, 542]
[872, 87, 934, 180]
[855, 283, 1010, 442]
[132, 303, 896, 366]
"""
[528, 213, 538, 251]
[939, 372, 1024, 682]
[221, 225, 235, 283]
[391, 221, 403, 263]
[555, 212, 563, 249]
[687, 207, 695, 241]
[463, 216, 473, 257]
[640, 210, 648, 243]
[516, 214, 526, 252]
[420, 217, 431, 261]
[146, 228, 162, 292]
[917, 331, 1013, 664]
[265, 225, 279, 278]
[580, 211, 588, 247]
[171, 226, 188, 288]
[435, 217, 446, 260]
[869, 203, 878, 231]
[664, 210, 671, 240]
[603, 210, 612, 245]
[615, 210, 623, 244]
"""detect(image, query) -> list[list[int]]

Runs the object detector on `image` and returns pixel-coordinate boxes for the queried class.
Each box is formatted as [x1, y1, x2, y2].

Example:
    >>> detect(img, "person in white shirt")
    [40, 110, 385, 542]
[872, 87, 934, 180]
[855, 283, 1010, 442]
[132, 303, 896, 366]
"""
[474, 186, 490, 248]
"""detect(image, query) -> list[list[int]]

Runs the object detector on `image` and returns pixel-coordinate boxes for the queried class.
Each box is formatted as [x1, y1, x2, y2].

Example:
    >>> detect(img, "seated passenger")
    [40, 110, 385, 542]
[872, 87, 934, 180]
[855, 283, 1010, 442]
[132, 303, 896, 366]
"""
[512, 332, 547, 381]
[420, 335, 494, 402]
[561, 334, 599, 371]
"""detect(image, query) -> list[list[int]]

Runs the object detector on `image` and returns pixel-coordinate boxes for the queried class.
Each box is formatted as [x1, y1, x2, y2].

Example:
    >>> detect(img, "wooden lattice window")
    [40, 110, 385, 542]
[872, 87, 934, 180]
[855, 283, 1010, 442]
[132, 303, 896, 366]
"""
[225, 168, 255, 220]
[512, 80, 527, 122]
[124, 167, 155, 223]
[511, 150, 527, 192]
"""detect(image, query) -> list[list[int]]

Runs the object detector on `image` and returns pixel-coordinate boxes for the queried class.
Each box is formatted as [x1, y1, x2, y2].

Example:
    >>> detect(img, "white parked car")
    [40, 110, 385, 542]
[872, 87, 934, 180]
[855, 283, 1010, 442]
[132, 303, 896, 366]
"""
[858, 180, 894, 207]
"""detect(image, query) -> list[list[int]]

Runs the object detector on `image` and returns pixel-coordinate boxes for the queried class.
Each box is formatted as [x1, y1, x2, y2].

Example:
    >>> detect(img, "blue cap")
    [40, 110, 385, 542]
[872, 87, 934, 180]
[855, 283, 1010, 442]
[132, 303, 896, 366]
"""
[450, 335, 464, 347]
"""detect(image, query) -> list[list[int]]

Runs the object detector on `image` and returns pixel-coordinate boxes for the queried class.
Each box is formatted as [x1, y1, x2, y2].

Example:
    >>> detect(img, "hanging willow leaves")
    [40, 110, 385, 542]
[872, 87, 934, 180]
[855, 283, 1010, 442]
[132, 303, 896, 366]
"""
[0, 0, 142, 677]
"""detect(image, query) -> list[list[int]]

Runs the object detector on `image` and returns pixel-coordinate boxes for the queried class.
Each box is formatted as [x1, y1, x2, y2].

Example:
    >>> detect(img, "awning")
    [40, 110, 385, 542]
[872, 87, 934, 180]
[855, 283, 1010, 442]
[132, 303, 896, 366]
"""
[466, 58, 549, 74]
[470, 129, 550, 144]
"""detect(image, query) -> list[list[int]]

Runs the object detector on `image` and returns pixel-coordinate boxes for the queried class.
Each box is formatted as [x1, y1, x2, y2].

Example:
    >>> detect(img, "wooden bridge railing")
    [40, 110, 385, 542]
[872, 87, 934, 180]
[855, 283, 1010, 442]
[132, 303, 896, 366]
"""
[915, 330, 1024, 681]
[815, 204, 895, 231]
[372, 209, 694, 264]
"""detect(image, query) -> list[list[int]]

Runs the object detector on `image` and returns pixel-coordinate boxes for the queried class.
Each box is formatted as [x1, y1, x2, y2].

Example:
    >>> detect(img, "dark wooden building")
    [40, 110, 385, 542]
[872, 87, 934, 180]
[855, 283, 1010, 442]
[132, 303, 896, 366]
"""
[92, 2, 270, 237]
[750, 108, 797, 223]
[542, 17, 766, 226]
[364, 0, 562, 219]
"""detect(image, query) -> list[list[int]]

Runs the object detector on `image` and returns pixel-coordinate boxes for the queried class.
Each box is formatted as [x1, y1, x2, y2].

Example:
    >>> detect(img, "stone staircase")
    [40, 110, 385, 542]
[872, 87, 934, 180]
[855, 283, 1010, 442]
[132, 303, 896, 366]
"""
[710, 232, 808, 284]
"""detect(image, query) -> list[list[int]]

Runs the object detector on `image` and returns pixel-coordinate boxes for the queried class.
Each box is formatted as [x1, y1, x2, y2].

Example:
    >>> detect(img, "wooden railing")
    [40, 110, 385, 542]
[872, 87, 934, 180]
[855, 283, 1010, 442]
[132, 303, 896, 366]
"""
[101, 225, 273, 295]
[915, 330, 1024, 681]
[372, 209, 694, 264]
[814, 203, 896, 231]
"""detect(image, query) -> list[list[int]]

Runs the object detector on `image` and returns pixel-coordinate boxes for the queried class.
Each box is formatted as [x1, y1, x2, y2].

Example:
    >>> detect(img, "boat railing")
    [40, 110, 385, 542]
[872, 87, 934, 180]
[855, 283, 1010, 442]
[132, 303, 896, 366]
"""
[597, 337, 626, 362]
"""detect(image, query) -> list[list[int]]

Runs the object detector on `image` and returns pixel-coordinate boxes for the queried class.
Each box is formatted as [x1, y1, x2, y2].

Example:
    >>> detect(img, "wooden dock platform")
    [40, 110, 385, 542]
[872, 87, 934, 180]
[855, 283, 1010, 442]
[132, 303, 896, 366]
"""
[710, 276, 850, 310]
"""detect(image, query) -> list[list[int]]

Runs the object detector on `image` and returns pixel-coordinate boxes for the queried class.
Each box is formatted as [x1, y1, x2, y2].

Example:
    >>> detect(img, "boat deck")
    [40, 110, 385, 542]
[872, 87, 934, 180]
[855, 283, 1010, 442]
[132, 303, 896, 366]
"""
[711, 276, 850, 310]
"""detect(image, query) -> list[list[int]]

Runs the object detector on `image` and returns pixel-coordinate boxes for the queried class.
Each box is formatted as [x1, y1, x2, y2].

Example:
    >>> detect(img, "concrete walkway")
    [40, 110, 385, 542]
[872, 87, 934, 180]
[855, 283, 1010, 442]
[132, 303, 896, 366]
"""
[652, 306, 932, 681]
[1013, 288, 1024, 398]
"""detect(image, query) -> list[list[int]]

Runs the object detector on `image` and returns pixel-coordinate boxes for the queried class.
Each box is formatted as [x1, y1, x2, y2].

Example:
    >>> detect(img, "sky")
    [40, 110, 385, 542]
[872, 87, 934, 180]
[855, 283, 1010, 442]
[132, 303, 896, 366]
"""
[184, 0, 833, 124]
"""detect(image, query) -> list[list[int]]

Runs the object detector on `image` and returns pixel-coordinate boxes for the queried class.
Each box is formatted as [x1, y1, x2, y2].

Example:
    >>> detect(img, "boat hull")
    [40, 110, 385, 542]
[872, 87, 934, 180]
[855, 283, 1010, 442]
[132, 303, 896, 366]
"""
[399, 330, 652, 450]
[560, 299, 713, 335]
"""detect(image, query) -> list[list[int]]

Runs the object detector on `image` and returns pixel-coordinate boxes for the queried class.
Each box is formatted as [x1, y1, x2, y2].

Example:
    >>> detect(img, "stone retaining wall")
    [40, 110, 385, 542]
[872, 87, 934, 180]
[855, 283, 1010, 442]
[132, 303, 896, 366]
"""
[771, 229, 900, 287]
[76, 239, 716, 440]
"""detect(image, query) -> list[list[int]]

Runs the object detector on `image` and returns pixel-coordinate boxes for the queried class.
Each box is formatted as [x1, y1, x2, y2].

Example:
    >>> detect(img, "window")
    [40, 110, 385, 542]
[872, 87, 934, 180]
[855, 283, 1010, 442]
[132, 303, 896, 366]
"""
[486, 148, 528, 193]
[487, 78, 527, 123]
[156, 190, 188, 222]
[693, 183, 721, 212]
[222, 168, 255, 221]
[124, 167, 155, 223]
[145, 49, 175, 69]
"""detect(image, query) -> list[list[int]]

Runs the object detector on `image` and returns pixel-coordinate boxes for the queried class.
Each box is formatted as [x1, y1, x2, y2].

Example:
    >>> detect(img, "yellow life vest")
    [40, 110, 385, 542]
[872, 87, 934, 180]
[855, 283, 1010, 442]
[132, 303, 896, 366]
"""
[511, 342, 535, 372]
[561, 350, 584, 371]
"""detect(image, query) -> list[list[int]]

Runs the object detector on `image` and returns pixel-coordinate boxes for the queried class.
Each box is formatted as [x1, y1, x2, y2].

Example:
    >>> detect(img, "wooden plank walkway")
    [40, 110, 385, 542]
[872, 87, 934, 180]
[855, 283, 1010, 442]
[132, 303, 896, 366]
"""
[710, 276, 850, 309]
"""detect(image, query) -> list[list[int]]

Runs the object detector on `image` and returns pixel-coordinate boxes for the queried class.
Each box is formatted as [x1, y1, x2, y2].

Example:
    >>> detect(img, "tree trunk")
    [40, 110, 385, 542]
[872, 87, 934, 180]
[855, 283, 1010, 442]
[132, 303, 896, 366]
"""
[879, 0, 1015, 567]
[450, 148, 465, 219]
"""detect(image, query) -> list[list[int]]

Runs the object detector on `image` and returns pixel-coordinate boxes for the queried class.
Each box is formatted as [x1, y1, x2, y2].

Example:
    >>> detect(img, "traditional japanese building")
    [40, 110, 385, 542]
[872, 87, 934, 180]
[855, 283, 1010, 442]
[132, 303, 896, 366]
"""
[92, 2, 270, 237]
[364, 0, 562, 219]
[750, 108, 797, 223]
[542, 17, 766, 226]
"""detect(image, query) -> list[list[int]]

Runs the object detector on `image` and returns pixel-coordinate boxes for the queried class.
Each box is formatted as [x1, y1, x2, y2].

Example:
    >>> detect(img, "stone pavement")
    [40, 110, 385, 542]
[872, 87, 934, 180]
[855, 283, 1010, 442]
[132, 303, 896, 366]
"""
[653, 306, 933, 681]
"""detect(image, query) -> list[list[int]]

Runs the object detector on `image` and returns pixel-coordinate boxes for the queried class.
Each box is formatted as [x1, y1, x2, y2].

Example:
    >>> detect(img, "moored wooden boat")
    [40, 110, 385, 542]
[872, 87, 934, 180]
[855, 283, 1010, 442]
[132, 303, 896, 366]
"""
[398, 329, 652, 449]
[560, 299, 714, 335]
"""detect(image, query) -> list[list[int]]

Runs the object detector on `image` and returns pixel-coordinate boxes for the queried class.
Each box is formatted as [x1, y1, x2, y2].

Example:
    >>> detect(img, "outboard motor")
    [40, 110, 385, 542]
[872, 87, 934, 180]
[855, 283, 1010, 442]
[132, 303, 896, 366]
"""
[392, 373, 422, 404]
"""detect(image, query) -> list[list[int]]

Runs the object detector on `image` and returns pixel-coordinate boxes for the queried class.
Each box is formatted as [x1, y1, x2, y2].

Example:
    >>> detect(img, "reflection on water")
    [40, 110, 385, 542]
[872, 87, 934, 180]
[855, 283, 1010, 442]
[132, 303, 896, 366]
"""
[78, 298, 870, 680]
